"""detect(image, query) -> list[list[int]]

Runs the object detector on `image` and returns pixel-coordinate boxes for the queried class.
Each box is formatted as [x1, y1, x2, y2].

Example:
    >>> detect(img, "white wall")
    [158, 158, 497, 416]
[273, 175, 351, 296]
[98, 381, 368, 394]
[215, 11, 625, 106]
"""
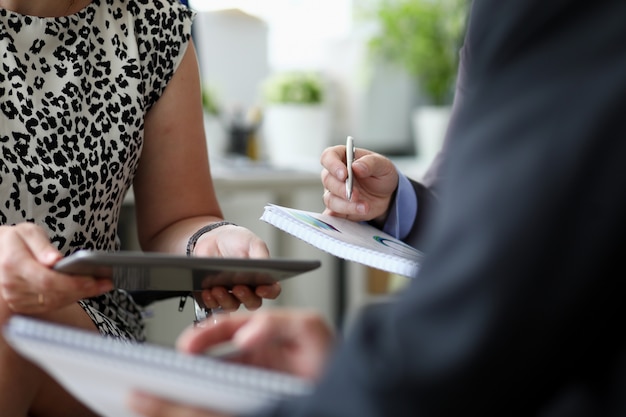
[190, 0, 417, 155]
[193, 9, 269, 112]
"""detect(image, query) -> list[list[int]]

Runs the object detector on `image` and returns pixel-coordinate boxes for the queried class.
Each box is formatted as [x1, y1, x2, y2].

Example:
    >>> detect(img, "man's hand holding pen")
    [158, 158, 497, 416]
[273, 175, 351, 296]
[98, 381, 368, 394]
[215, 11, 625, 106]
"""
[320, 143, 400, 224]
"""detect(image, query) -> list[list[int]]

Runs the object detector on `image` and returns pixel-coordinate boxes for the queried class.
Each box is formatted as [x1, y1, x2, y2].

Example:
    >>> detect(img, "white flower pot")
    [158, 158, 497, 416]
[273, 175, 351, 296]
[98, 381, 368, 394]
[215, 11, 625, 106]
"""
[412, 105, 452, 165]
[203, 114, 228, 160]
[262, 104, 331, 169]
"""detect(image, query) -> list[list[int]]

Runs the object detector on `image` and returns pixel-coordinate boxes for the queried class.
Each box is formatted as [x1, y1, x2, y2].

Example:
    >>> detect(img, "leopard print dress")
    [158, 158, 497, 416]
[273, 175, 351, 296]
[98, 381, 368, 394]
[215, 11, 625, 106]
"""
[0, 0, 194, 341]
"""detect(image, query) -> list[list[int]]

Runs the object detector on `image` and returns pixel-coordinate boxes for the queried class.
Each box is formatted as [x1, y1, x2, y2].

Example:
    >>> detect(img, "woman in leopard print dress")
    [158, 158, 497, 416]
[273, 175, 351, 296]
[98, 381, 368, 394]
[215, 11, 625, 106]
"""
[0, 0, 280, 415]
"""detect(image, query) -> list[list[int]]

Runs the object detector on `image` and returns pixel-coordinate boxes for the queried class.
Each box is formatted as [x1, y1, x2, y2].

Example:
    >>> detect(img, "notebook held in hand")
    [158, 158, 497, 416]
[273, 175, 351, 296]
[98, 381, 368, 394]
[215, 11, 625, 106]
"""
[260, 204, 423, 277]
[3, 316, 313, 417]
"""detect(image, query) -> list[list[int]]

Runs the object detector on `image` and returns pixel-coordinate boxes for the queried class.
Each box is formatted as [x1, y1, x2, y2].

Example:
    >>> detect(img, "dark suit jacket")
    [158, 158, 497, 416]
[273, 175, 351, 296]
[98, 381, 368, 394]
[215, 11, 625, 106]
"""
[407, 0, 473, 251]
[256, 1, 626, 416]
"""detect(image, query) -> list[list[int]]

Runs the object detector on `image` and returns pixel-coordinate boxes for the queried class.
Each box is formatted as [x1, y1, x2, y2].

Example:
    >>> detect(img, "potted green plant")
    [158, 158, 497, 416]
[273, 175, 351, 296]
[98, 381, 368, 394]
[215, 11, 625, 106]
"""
[262, 71, 325, 105]
[201, 84, 221, 117]
[260, 71, 332, 168]
[366, 0, 467, 162]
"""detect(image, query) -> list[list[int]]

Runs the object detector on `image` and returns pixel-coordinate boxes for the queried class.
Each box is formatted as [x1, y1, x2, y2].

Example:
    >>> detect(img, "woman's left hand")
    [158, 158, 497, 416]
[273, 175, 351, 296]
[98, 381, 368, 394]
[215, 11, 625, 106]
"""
[192, 224, 281, 312]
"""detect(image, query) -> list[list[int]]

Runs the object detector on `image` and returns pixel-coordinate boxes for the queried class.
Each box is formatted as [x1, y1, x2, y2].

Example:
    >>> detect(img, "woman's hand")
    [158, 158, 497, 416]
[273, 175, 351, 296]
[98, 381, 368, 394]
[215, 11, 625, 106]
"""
[193, 224, 280, 312]
[192, 223, 269, 259]
[0, 223, 112, 314]
[320, 145, 400, 224]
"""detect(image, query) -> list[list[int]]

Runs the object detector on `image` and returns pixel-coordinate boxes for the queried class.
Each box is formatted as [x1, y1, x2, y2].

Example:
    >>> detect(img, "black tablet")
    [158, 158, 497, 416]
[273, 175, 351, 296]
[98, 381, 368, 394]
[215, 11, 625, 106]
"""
[53, 250, 321, 292]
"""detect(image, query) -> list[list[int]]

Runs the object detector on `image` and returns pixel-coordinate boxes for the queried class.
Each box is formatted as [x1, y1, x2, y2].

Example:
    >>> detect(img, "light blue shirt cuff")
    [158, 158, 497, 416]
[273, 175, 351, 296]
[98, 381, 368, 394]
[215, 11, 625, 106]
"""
[382, 172, 418, 240]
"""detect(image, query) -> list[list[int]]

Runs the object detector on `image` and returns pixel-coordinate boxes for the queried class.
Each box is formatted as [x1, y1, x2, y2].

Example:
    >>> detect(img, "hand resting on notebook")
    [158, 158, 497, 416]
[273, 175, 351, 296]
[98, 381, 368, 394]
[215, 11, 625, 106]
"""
[128, 309, 335, 417]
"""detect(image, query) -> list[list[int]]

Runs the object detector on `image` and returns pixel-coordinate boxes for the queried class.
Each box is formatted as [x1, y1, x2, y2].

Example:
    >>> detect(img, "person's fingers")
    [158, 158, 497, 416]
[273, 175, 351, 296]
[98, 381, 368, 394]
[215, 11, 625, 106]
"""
[228, 311, 333, 378]
[230, 285, 262, 311]
[352, 154, 399, 192]
[246, 239, 270, 258]
[127, 392, 165, 417]
[320, 145, 346, 168]
[233, 310, 317, 346]
[3, 271, 112, 313]
[321, 167, 346, 199]
[320, 168, 331, 189]
[177, 310, 334, 379]
[320, 145, 350, 182]
[254, 282, 281, 300]
[231, 312, 282, 348]
[1, 223, 63, 266]
[199, 289, 220, 310]
[323, 187, 369, 220]
[128, 391, 226, 417]
[1, 246, 112, 313]
[322, 151, 390, 213]
[350, 152, 391, 178]
[322, 190, 350, 218]
[32, 275, 112, 311]
[208, 287, 240, 311]
[177, 313, 252, 353]
[3, 291, 47, 312]
[194, 227, 270, 259]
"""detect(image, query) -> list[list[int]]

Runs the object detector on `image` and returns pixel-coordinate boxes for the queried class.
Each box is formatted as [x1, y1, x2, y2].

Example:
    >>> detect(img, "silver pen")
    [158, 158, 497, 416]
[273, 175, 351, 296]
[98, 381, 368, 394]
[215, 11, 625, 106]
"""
[345, 136, 355, 201]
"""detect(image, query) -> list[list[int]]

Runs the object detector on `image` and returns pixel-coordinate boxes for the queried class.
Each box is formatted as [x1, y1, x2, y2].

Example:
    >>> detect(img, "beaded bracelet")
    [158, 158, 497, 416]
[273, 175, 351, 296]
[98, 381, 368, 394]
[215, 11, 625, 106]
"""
[185, 221, 237, 256]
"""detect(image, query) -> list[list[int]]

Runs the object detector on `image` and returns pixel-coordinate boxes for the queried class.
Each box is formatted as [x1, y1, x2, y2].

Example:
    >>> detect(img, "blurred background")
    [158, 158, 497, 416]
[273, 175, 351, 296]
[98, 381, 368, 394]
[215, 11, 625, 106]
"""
[189, 0, 466, 163]
[132, 0, 467, 344]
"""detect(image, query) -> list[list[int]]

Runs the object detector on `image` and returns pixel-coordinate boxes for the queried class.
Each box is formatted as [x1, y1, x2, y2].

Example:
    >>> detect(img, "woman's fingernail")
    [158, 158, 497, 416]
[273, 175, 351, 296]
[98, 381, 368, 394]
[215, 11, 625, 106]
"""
[45, 251, 60, 264]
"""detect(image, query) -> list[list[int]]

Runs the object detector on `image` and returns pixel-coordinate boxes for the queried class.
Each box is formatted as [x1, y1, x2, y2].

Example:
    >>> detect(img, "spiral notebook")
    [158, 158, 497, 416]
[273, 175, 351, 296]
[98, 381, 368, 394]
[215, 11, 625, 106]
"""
[3, 316, 313, 417]
[260, 204, 423, 278]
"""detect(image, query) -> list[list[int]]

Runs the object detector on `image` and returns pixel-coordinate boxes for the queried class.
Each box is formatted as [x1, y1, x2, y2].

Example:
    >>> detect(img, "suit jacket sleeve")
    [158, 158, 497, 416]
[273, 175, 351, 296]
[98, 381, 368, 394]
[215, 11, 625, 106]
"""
[403, 178, 438, 252]
[404, 24, 472, 250]
[253, 1, 626, 416]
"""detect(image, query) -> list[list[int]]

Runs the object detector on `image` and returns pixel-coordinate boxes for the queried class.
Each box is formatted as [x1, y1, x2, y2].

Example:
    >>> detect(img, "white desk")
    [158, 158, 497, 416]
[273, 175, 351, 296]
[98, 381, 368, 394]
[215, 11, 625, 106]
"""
[210, 159, 322, 196]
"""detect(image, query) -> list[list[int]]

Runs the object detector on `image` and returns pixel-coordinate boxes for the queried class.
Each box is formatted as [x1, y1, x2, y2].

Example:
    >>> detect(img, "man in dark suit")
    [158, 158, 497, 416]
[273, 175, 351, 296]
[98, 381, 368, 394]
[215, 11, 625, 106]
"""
[319, 0, 475, 253]
[128, 1, 626, 416]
